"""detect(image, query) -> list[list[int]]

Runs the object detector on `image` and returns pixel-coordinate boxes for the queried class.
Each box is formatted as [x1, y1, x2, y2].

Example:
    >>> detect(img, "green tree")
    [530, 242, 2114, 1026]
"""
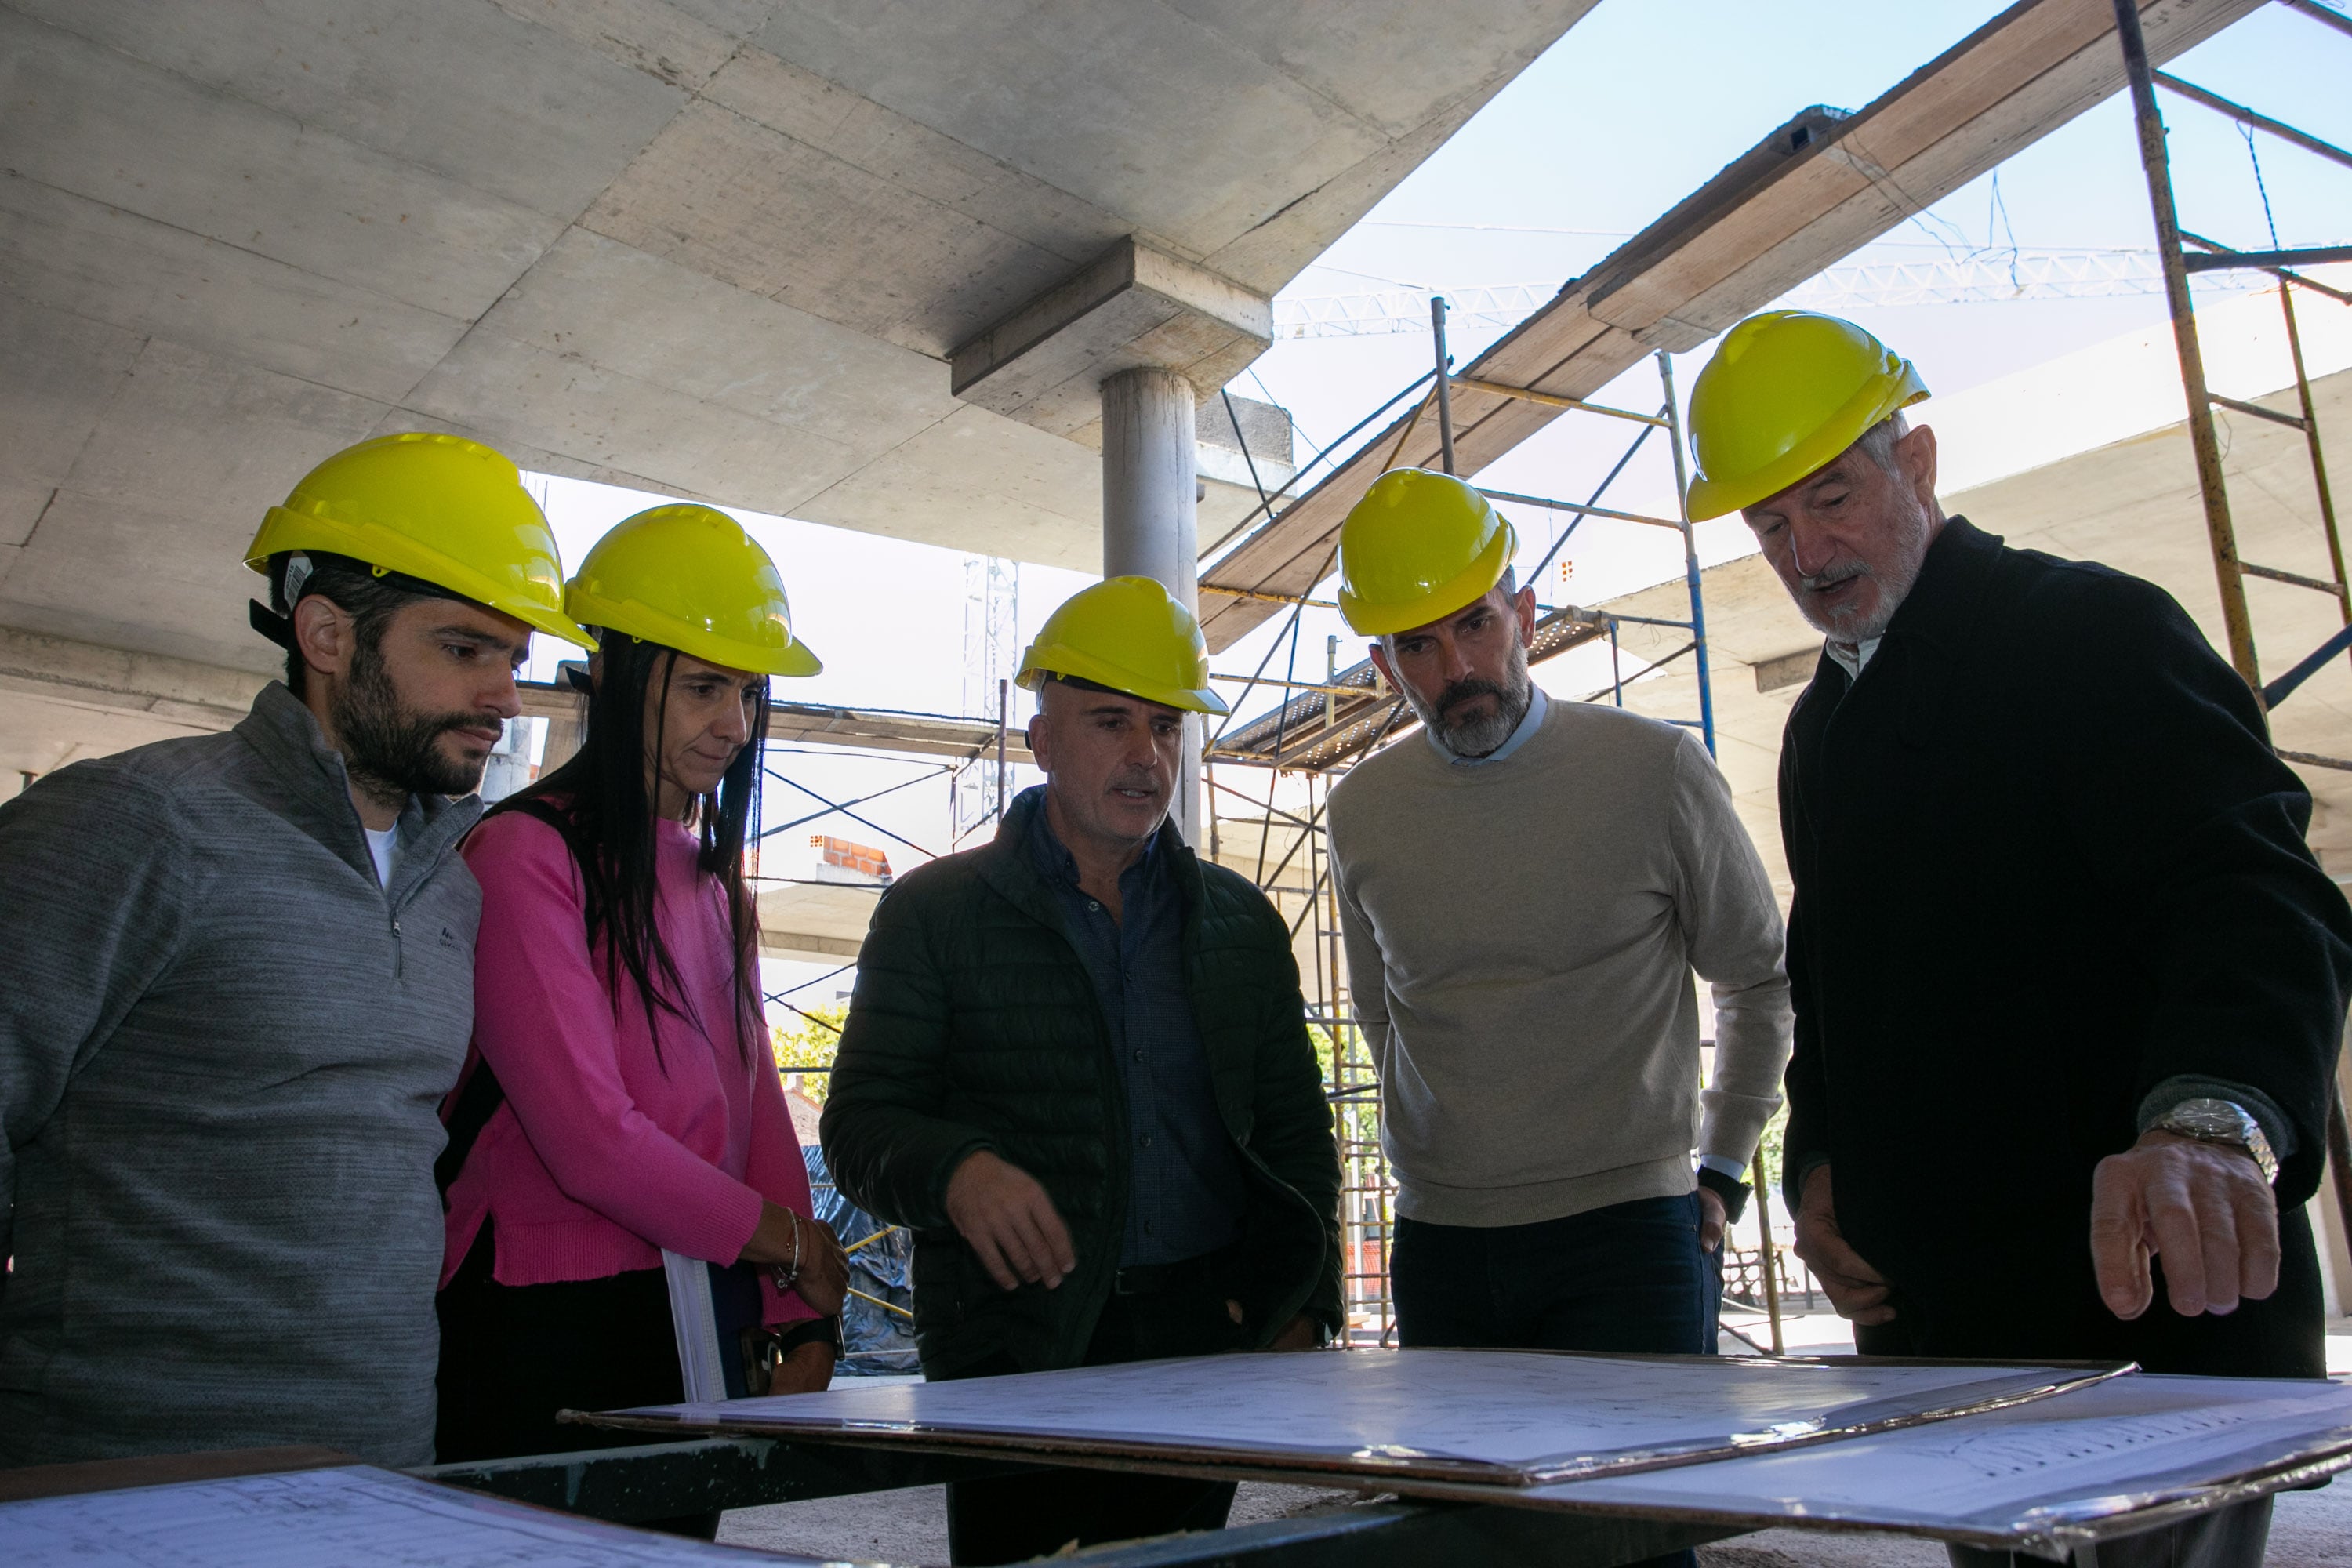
[771, 1002, 847, 1105]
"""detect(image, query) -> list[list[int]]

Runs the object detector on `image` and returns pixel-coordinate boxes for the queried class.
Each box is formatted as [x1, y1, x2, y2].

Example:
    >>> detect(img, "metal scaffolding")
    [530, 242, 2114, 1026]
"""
[2111, 0, 2352, 1261]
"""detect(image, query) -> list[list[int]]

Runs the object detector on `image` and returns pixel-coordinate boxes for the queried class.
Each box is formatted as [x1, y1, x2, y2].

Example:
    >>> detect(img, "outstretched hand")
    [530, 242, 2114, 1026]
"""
[2089, 1131, 2279, 1321]
[945, 1149, 1077, 1291]
[1790, 1164, 1895, 1327]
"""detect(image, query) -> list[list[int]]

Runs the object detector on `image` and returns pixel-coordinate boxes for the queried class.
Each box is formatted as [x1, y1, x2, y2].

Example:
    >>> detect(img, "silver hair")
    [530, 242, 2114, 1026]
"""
[1851, 412, 1910, 475]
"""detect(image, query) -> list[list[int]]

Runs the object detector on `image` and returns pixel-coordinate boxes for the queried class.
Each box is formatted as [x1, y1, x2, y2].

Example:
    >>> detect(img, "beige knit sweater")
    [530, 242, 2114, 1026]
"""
[1327, 696, 1791, 1226]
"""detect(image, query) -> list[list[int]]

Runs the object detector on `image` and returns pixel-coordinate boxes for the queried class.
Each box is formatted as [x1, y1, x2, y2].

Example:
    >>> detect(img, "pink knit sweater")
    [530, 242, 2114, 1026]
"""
[441, 810, 818, 1330]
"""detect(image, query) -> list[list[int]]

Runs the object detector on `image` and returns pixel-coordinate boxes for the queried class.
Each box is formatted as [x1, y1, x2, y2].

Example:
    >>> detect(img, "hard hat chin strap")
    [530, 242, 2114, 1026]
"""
[248, 599, 296, 650]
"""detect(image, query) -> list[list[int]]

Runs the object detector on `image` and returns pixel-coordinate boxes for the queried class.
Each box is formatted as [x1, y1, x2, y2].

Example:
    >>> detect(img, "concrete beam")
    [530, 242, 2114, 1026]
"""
[754, 883, 880, 967]
[949, 239, 1273, 443]
[0, 626, 267, 793]
[0, 625, 264, 731]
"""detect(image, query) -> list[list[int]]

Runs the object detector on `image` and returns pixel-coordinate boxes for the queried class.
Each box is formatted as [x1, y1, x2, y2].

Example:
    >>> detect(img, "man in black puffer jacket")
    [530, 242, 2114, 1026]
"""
[822, 576, 1341, 1567]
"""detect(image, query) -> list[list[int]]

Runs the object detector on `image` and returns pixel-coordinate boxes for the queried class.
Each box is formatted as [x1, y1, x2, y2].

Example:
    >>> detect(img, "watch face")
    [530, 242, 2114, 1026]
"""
[2157, 1100, 2276, 1182]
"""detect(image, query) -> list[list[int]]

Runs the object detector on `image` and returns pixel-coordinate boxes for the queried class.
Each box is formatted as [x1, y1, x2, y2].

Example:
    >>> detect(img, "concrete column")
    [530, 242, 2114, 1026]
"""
[1100, 366, 1203, 846]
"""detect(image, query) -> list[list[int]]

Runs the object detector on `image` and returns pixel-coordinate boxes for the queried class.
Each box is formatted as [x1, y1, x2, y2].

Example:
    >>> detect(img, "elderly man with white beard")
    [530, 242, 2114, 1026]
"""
[1324, 470, 1793, 1568]
[1686, 310, 2352, 1568]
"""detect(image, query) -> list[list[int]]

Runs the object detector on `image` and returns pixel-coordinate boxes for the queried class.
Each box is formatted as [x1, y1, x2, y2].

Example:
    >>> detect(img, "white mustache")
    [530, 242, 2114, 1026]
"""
[1799, 562, 1867, 592]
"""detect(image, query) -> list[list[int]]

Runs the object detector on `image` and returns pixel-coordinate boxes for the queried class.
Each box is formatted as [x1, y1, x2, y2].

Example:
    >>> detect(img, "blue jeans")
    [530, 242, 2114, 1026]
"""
[1391, 1191, 1719, 1355]
[1392, 1192, 1720, 1568]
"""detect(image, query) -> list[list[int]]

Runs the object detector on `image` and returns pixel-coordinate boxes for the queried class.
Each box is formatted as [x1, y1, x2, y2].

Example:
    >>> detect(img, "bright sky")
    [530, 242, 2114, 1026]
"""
[514, 0, 2352, 1007]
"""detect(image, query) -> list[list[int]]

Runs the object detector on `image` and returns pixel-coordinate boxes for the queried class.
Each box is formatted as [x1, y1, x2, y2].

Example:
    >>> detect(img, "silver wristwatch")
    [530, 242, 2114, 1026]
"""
[2150, 1098, 2279, 1185]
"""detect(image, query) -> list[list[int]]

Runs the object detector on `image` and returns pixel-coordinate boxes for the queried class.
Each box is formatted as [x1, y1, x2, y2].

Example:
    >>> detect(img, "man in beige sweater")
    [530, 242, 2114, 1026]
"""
[1327, 470, 1791, 1399]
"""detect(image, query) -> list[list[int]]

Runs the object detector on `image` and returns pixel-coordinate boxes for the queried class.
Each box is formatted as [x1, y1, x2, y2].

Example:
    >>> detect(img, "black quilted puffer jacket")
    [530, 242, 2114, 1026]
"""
[820, 787, 1341, 1377]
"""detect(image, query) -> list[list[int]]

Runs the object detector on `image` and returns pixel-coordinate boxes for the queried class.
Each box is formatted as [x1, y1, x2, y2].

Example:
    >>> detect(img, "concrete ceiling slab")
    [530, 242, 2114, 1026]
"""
[701, 43, 1128, 281]
[0, 12, 565, 321]
[746, 2, 1386, 254]
[1160, 0, 1583, 141]
[0, 300, 145, 549]
[402, 328, 869, 516]
[584, 98, 1083, 358]
[13, 0, 688, 220]
[433, 228, 960, 458]
[0, 0, 1599, 710]
[0, 332, 389, 671]
[0, 171, 473, 405]
[481, 0, 751, 91]
[798, 403, 1103, 570]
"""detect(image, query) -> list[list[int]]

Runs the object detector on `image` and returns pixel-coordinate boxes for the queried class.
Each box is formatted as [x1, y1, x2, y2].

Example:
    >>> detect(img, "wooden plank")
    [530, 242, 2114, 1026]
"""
[1197, 0, 2263, 651]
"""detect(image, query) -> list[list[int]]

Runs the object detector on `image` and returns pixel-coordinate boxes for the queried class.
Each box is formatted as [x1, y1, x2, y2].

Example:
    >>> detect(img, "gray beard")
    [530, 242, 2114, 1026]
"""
[1798, 508, 1937, 642]
[1403, 643, 1534, 759]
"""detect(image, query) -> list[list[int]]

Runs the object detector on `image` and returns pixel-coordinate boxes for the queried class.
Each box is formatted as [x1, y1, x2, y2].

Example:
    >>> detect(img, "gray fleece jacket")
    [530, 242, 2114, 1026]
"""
[0, 683, 481, 1467]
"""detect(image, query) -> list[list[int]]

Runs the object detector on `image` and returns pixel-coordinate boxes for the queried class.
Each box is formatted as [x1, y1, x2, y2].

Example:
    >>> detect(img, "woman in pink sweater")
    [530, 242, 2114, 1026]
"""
[436, 504, 845, 1504]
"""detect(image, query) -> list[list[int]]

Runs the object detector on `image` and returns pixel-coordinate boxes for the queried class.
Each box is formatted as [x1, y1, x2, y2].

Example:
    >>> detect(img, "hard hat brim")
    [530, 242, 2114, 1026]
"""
[1686, 365, 1929, 521]
[1338, 516, 1518, 637]
[565, 586, 821, 678]
[246, 506, 597, 649]
[1015, 642, 1229, 716]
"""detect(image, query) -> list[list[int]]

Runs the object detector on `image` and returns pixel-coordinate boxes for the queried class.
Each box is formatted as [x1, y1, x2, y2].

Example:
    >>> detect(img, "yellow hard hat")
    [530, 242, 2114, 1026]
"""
[1335, 467, 1518, 637]
[1684, 310, 1929, 521]
[1015, 576, 1228, 716]
[246, 432, 594, 647]
[564, 504, 821, 677]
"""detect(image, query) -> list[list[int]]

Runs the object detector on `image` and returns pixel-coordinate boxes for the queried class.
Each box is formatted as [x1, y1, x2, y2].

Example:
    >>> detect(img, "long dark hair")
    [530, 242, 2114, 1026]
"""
[492, 633, 769, 1065]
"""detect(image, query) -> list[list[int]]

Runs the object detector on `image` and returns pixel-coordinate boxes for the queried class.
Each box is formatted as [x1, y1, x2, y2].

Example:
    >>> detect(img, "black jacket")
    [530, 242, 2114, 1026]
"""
[819, 788, 1341, 1377]
[1780, 517, 2350, 1375]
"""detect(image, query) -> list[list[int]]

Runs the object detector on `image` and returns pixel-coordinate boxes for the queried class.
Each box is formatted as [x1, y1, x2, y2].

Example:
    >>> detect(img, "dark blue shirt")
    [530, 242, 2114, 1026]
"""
[1025, 791, 1247, 1266]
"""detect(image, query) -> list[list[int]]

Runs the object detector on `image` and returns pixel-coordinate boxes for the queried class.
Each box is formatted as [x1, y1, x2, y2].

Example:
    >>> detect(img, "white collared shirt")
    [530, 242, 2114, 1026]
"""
[1823, 636, 1882, 681]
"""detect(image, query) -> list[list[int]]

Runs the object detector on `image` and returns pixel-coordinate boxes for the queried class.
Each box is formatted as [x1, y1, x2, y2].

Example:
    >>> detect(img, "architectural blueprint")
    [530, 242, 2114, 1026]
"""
[1533, 1372, 2352, 1553]
[0, 1465, 816, 1568]
[601, 1346, 2121, 1483]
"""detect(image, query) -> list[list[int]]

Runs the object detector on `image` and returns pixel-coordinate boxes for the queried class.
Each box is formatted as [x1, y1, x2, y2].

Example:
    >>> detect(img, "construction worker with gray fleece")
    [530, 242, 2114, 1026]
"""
[0, 434, 596, 1468]
[1323, 470, 1793, 1436]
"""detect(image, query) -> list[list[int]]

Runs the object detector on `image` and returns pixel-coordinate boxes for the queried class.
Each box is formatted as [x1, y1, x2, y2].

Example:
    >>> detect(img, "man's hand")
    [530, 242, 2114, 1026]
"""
[2089, 1131, 2280, 1320]
[1697, 1186, 1727, 1254]
[1790, 1164, 1896, 1326]
[944, 1149, 1077, 1291]
[1267, 1313, 1323, 1352]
